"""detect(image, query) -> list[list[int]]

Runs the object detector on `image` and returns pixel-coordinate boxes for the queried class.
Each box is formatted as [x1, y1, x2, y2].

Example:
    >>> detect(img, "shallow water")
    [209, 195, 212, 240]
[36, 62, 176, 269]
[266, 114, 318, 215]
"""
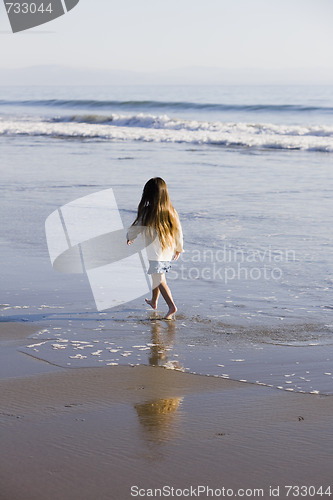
[1, 85, 332, 393]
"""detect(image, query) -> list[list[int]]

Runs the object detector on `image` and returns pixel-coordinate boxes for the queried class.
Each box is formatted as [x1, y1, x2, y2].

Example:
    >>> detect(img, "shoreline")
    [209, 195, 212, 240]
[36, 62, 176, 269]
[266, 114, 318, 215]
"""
[1, 321, 333, 499]
[3, 317, 332, 396]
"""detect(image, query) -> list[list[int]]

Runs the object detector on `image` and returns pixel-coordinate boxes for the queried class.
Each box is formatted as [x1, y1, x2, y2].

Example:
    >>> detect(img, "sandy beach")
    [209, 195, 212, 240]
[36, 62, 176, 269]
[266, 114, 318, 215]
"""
[2, 0, 333, 497]
[1, 321, 332, 500]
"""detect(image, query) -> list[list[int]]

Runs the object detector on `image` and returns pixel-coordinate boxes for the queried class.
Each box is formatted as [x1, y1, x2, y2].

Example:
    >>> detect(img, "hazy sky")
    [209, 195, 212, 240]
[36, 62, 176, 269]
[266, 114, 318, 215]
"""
[1, 0, 333, 74]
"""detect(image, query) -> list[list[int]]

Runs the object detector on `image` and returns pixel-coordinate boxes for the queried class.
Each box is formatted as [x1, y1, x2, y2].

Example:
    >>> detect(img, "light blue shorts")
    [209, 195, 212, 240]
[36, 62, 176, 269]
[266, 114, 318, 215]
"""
[147, 260, 172, 275]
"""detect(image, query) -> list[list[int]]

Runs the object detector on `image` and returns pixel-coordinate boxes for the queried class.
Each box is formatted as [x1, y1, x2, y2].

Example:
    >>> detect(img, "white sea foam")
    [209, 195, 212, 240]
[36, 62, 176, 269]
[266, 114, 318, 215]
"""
[1, 114, 333, 152]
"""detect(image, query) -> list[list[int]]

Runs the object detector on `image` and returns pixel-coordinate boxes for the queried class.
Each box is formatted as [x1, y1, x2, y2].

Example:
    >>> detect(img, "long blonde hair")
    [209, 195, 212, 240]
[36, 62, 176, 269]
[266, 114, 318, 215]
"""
[132, 178, 179, 251]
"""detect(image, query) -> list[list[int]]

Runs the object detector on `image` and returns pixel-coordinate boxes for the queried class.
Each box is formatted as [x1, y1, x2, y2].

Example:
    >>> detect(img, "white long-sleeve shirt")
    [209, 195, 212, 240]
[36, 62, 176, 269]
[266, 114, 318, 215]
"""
[127, 213, 184, 261]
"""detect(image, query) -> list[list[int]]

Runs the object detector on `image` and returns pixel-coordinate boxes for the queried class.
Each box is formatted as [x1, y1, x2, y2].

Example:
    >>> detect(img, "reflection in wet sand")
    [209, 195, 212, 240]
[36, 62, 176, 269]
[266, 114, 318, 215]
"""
[134, 396, 184, 446]
[147, 316, 183, 371]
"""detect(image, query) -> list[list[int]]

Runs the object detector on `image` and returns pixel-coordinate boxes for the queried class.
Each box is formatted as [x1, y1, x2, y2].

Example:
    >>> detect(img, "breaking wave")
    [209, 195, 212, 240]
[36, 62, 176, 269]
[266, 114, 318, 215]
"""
[1, 113, 333, 152]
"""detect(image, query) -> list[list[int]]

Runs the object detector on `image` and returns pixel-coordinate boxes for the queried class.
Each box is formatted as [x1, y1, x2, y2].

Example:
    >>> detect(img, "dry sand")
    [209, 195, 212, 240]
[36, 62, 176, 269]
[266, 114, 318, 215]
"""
[1, 322, 333, 500]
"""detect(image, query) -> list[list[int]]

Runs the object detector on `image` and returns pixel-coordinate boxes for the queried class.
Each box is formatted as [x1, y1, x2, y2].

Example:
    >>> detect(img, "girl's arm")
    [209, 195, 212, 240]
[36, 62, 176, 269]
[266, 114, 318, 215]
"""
[126, 224, 143, 245]
[173, 251, 181, 261]
[173, 211, 184, 258]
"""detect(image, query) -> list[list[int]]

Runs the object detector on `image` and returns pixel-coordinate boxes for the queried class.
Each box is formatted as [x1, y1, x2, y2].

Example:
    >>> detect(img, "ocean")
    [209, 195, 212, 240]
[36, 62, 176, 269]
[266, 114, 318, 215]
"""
[0, 84, 332, 394]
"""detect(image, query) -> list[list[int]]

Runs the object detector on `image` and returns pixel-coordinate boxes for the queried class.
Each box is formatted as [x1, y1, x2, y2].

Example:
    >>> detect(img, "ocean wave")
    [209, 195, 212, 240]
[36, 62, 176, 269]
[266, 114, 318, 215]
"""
[50, 113, 333, 137]
[1, 98, 333, 114]
[1, 115, 333, 152]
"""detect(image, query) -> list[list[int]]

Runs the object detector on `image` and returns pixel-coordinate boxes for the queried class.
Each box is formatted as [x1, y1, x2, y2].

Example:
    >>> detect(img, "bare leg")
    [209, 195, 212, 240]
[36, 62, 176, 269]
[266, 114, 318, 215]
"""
[145, 286, 160, 310]
[158, 275, 177, 320]
[145, 273, 162, 309]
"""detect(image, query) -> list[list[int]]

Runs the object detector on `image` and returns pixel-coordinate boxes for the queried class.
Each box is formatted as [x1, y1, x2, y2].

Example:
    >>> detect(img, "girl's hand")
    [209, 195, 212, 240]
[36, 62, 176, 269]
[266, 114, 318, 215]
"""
[173, 251, 181, 261]
[127, 239, 134, 245]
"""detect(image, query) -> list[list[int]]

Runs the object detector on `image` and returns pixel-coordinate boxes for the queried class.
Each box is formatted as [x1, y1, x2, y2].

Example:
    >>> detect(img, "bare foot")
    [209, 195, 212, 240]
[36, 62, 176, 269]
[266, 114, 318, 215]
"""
[164, 305, 177, 320]
[145, 298, 157, 310]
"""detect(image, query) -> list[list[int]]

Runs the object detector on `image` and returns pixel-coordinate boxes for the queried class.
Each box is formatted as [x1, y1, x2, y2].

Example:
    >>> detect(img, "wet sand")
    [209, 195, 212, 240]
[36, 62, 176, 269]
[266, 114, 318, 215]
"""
[1, 322, 333, 500]
[0, 322, 62, 379]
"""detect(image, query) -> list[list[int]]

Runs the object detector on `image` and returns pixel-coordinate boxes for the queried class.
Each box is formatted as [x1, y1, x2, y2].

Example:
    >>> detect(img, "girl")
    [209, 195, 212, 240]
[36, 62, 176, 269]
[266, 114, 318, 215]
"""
[127, 177, 184, 320]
